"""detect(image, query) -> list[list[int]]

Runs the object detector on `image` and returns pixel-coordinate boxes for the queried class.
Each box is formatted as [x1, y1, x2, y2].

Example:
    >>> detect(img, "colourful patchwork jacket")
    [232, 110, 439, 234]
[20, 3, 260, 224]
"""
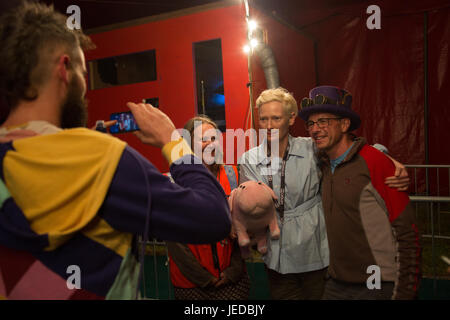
[0, 122, 231, 299]
[319, 137, 421, 300]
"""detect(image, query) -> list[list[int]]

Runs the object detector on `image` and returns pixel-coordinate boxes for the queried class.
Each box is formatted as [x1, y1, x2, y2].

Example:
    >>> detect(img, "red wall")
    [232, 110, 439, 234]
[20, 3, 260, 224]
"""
[85, 4, 249, 171]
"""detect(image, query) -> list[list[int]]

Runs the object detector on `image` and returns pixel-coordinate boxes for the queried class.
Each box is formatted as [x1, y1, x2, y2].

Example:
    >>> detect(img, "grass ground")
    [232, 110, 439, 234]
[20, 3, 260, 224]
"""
[415, 202, 450, 278]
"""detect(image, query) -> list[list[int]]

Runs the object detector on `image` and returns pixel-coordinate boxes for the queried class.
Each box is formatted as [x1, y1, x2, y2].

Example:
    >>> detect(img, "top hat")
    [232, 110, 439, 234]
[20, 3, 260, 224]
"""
[298, 85, 361, 131]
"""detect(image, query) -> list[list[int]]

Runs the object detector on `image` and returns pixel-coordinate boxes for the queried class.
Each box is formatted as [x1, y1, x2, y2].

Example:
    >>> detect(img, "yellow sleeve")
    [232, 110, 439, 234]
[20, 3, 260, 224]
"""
[4, 128, 126, 250]
[161, 138, 194, 166]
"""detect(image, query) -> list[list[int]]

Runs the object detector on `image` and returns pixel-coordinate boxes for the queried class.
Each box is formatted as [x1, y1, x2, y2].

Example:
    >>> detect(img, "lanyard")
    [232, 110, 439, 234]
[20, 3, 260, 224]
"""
[267, 141, 290, 224]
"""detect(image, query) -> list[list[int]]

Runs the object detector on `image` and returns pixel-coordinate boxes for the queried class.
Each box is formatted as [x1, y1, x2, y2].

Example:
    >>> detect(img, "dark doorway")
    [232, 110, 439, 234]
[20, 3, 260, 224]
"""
[193, 39, 226, 132]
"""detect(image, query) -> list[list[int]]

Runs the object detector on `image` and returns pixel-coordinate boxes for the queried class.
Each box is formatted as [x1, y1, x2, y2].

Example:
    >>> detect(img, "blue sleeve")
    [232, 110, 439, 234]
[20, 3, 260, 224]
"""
[238, 152, 264, 185]
[98, 146, 231, 244]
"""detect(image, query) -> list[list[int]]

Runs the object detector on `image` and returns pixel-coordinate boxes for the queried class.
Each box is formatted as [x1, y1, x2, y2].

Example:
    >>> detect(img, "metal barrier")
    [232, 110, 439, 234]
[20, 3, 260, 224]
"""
[406, 164, 450, 197]
[409, 196, 450, 297]
[406, 165, 450, 240]
[404, 165, 450, 298]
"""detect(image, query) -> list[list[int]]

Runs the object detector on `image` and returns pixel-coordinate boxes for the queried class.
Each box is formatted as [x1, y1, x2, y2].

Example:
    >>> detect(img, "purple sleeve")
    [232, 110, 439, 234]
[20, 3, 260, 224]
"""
[98, 146, 231, 244]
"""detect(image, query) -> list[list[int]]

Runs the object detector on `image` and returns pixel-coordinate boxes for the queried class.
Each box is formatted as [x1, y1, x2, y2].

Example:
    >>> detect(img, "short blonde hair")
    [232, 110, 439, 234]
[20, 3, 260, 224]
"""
[256, 87, 298, 115]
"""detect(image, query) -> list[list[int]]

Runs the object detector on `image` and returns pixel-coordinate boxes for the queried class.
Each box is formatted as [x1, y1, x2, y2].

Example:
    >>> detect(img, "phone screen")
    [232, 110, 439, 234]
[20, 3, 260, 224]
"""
[109, 111, 140, 134]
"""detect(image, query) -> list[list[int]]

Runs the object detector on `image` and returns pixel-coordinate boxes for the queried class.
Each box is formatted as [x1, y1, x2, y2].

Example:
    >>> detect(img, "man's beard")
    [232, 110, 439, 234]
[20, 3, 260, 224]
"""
[60, 78, 88, 129]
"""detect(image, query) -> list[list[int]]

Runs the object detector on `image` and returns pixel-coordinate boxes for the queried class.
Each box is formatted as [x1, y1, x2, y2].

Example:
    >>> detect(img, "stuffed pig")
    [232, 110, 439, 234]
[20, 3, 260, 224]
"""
[228, 180, 280, 259]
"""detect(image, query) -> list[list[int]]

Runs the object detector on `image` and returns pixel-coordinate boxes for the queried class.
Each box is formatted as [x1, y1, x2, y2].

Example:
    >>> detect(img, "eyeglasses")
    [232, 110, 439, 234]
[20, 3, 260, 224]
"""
[300, 93, 351, 109]
[305, 117, 342, 130]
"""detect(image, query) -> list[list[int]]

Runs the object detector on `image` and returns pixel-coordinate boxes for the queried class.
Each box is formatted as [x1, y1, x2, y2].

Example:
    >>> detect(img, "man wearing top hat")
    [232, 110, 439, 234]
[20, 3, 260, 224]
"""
[299, 85, 421, 300]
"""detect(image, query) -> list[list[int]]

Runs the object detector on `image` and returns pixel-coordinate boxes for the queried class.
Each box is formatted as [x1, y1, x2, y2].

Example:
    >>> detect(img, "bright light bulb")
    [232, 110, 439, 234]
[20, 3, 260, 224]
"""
[243, 45, 250, 53]
[250, 38, 259, 48]
[248, 20, 258, 32]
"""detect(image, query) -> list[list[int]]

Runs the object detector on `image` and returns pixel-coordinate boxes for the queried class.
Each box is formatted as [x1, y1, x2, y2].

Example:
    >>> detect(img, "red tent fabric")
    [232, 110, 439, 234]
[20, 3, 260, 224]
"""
[284, 0, 450, 168]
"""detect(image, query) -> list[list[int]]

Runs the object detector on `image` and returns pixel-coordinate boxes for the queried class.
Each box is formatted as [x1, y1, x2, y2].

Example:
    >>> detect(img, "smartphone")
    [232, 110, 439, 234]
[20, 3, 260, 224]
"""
[109, 111, 140, 134]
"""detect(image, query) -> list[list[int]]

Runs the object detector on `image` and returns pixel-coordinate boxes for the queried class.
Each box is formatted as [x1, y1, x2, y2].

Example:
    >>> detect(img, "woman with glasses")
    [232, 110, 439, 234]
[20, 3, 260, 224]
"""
[166, 115, 250, 300]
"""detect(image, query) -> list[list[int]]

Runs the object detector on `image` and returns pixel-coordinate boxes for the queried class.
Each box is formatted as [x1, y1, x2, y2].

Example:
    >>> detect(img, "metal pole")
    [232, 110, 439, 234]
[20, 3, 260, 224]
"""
[201, 80, 206, 115]
[424, 12, 429, 165]
[166, 245, 172, 299]
[153, 240, 159, 299]
[141, 237, 147, 299]
[431, 203, 436, 298]
[437, 168, 440, 196]
[247, 51, 255, 129]
[414, 168, 418, 195]
[244, 0, 255, 129]
[437, 168, 441, 235]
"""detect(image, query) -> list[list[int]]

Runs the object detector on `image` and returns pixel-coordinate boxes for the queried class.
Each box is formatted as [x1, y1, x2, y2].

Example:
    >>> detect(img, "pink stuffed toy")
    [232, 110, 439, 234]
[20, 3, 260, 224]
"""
[228, 181, 280, 259]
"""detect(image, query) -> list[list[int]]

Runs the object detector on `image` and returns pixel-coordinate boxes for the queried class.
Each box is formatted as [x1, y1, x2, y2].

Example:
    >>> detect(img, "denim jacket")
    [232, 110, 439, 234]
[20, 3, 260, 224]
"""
[239, 135, 329, 274]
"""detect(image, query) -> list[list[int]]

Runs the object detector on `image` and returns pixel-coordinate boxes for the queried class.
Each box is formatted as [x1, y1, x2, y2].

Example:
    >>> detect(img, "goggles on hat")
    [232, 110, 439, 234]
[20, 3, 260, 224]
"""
[300, 93, 350, 109]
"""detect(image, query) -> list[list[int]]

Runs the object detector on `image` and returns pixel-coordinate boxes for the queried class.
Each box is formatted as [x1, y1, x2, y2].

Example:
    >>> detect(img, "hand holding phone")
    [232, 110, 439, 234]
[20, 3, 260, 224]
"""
[127, 102, 180, 148]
